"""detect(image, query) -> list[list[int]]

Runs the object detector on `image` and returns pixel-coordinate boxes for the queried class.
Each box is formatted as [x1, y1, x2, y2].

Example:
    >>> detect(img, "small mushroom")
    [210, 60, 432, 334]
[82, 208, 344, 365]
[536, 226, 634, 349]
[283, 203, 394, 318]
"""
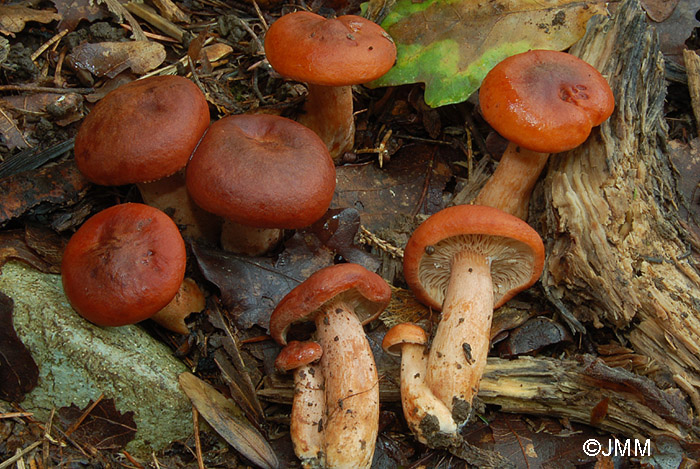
[382, 323, 459, 448]
[403, 205, 545, 425]
[264, 11, 396, 162]
[61, 203, 202, 333]
[275, 341, 325, 466]
[73, 75, 218, 242]
[269, 263, 391, 469]
[475, 49, 614, 219]
[186, 114, 336, 255]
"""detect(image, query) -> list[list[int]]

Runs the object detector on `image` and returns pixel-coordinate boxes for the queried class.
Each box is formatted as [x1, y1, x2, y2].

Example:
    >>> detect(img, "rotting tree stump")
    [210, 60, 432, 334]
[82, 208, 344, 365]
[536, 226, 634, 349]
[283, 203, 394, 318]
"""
[538, 0, 700, 438]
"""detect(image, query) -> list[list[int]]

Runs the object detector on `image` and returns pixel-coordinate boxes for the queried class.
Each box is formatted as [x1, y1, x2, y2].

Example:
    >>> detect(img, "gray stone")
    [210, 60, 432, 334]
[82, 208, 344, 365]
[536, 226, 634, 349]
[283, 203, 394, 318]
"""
[0, 261, 193, 456]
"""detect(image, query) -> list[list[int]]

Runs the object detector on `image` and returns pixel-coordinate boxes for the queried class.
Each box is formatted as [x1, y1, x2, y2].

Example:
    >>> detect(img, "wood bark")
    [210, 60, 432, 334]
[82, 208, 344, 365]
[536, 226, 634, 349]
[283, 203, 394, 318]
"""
[538, 0, 700, 427]
[261, 354, 695, 441]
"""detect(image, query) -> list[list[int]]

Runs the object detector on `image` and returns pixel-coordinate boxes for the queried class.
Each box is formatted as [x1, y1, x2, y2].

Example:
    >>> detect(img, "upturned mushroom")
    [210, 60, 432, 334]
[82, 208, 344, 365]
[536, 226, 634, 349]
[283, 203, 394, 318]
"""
[61, 203, 203, 333]
[186, 113, 336, 255]
[264, 11, 396, 162]
[403, 205, 545, 425]
[73, 75, 218, 241]
[275, 341, 325, 465]
[269, 263, 391, 469]
[475, 49, 614, 219]
[382, 323, 459, 448]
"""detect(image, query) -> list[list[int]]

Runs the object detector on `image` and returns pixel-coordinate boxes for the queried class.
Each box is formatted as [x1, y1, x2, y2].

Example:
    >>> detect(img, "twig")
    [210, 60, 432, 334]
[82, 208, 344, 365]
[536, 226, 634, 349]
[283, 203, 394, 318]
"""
[357, 225, 404, 258]
[64, 393, 104, 437]
[0, 441, 41, 469]
[0, 412, 33, 419]
[192, 407, 205, 469]
[30, 29, 68, 62]
[0, 85, 95, 94]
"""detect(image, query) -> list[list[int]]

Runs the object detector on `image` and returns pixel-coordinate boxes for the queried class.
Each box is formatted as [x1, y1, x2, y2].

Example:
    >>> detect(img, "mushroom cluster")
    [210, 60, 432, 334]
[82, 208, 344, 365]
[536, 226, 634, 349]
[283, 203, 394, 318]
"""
[400, 205, 545, 430]
[269, 263, 391, 468]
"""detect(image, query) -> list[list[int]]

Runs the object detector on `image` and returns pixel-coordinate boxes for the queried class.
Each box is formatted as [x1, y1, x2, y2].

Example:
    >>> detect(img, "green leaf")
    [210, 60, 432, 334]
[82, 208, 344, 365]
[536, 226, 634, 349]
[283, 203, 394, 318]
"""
[369, 0, 607, 107]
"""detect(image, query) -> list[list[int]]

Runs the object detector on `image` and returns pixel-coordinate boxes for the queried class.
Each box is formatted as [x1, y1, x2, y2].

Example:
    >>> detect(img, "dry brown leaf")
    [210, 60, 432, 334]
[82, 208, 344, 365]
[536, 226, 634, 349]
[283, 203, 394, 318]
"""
[0, 5, 61, 34]
[640, 0, 680, 21]
[0, 104, 29, 151]
[50, 0, 108, 32]
[178, 372, 280, 469]
[68, 41, 166, 78]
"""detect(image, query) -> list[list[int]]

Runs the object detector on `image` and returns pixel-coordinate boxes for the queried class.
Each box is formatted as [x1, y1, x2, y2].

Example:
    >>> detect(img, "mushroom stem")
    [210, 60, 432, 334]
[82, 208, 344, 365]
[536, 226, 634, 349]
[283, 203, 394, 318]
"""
[137, 173, 222, 245]
[298, 84, 354, 163]
[315, 300, 379, 469]
[220, 219, 283, 256]
[425, 249, 494, 426]
[399, 342, 459, 448]
[150, 277, 205, 334]
[473, 143, 549, 220]
[291, 363, 326, 466]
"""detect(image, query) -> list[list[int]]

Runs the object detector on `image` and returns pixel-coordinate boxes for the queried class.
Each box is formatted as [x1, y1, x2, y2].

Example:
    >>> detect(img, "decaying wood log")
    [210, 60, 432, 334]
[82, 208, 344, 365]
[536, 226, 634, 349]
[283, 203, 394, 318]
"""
[260, 354, 695, 441]
[538, 0, 700, 426]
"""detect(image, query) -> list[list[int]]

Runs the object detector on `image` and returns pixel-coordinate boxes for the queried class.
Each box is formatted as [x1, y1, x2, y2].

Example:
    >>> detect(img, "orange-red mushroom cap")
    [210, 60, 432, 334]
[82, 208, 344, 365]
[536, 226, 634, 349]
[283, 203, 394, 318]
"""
[61, 203, 187, 326]
[403, 205, 545, 312]
[479, 49, 614, 154]
[269, 263, 392, 345]
[275, 340, 324, 372]
[382, 323, 427, 356]
[186, 114, 336, 229]
[74, 75, 210, 186]
[264, 11, 396, 87]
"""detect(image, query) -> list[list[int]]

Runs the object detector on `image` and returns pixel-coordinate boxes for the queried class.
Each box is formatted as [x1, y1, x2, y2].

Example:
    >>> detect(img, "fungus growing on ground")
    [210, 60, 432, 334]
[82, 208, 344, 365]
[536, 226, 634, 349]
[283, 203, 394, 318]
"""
[61, 203, 202, 334]
[382, 323, 460, 448]
[186, 113, 335, 255]
[269, 263, 391, 468]
[264, 11, 396, 162]
[73, 75, 217, 241]
[403, 205, 545, 425]
[475, 49, 614, 219]
[275, 340, 325, 464]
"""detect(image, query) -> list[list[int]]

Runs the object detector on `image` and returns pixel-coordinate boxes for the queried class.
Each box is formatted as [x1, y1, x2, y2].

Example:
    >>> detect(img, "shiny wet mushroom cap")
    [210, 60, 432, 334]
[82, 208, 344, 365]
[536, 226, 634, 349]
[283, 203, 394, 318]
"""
[74, 75, 210, 186]
[61, 203, 187, 327]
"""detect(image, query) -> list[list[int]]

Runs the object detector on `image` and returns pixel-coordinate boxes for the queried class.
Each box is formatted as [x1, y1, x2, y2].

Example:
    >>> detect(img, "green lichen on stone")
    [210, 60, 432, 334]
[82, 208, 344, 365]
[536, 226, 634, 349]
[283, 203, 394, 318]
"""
[0, 261, 192, 456]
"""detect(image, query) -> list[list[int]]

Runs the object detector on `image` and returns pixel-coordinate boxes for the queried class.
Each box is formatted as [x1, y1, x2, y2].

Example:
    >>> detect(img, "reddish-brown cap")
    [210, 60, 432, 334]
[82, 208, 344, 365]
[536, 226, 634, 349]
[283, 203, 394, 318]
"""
[275, 340, 323, 372]
[264, 11, 396, 87]
[74, 75, 210, 186]
[61, 203, 186, 326]
[479, 49, 614, 154]
[186, 114, 336, 229]
[403, 205, 544, 311]
[269, 263, 392, 345]
[382, 323, 427, 356]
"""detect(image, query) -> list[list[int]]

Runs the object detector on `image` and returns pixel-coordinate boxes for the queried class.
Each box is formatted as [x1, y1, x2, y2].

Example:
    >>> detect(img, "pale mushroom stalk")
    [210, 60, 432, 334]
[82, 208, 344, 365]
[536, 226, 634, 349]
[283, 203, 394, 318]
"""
[137, 171, 222, 245]
[425, 250, 494, 425]
[298, 84, 354, 161]
[220, 220, 283, 256]
[403, 206, 545, 428]
[290, 362, 326, 466]
[473, 145, 549, 220]
[383, 323, 459, 448]
[150, 277, 205, 334]
[270, 264, 390, 469]
[315, 300, 378, 469]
